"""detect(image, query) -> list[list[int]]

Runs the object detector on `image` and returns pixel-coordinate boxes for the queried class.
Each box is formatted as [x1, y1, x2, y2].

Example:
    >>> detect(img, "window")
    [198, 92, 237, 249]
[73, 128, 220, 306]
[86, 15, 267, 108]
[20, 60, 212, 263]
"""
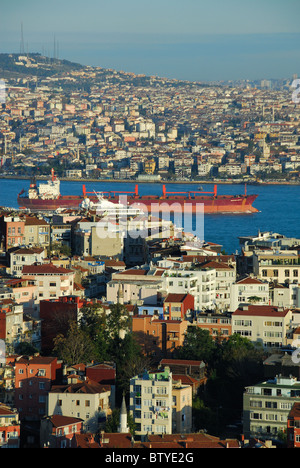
[156, 387, 167, 395]
[265, 401, 277, 409]
[143, 425, 152, 432]
[85, 400, 90, 407]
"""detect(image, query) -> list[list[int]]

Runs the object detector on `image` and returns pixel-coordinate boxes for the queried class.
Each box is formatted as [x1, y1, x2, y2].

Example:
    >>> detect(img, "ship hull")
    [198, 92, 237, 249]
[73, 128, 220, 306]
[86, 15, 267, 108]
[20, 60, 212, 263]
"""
[18, 193, 258, 214]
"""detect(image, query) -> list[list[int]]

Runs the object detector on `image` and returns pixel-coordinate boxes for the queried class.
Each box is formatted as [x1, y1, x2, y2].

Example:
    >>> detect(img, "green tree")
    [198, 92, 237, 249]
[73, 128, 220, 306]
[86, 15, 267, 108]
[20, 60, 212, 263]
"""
[106, 303, 132, 339]
[79, 304, 110, 361]
[104, 407, 136, 435]
[174, 326, 217, 366]
[53, 320, 97, 365]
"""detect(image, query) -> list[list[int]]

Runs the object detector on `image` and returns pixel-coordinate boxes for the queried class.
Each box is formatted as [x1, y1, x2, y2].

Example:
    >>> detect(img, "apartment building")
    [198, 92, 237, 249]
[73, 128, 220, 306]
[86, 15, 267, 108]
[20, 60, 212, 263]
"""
[163, 293, 194, 321]
[196, 311, 232, 340]
[40, 414, 83, 448]
[229, 276, 269, 311]
[9, 247, 46, 277]
[24, 216, 50, 248]
[21, 263, 75, 304]
[130, 367, 192, 439]
[287, 402, 300, 448]
[48, 379, 112, 433]
[243, 374, 300, 439]
[172, 379, 192, 434]
[14, 355, 63, 421]
[232, 304, 293, 350]
[252, 250, 300, 284]
[161, 266, 216, 311]
[0, 299, 37, 353]
[132, 315, 188, 359]
[0, 403, 20, 448]
[107, 268, 163, 305]
[0, 213, 25, 250]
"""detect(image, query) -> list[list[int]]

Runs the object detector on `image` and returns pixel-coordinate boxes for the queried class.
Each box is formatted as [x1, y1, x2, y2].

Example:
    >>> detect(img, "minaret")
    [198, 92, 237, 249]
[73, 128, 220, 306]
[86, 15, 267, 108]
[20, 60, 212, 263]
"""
[118, 394, 129, 433]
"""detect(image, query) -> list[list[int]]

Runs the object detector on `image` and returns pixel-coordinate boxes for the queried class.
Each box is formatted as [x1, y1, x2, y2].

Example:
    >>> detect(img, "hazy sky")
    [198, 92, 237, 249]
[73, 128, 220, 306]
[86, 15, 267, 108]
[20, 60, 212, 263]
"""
[1, 0, 300, 81]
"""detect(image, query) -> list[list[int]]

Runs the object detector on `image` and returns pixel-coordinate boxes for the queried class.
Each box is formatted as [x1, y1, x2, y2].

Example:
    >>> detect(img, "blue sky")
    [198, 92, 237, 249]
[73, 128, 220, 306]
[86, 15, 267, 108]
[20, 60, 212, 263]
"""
[1, 0, 300, 81]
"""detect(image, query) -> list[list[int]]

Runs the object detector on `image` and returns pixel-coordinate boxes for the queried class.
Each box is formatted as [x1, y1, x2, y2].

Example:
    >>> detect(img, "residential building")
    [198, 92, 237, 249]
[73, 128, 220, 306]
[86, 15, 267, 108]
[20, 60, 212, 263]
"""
[23, 215, 50, 248]
[287, 402, 300, 448]
[198, 260, 236, 311]
[107, 268, 162, 305]
[129, 368, 173, 439]
[40, 414, 83, 448]
[132, 315, 188, 359]
[9, 247, 46, 277]
[195, 311, 232, 340]
[172, 379, 192, 434]
[163, 293, 194, 321]
[0, 213, 25, 250]
[14, 355, 63, 421]
[232, 304, 293, 350]
[161, 266, 216, 311]
[48, 378, 112, 432]
[230, 276, 269, 311]
[21, 263, 75, 306]
[0, 403, 20, 448]
[243, 374, 300, 439]
[252, 250, 300, 284]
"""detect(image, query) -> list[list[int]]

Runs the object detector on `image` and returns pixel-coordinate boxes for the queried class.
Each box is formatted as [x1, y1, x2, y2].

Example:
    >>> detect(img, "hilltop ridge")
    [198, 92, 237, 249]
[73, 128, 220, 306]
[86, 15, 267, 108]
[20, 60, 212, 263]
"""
[0, 52, 84, 78]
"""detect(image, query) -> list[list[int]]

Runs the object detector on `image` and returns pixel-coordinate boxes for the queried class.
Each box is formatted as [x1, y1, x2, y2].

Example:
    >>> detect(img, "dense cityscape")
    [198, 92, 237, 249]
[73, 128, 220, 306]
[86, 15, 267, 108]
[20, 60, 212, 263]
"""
[0, 53, 300, 184]
[0, 51, 300, 451]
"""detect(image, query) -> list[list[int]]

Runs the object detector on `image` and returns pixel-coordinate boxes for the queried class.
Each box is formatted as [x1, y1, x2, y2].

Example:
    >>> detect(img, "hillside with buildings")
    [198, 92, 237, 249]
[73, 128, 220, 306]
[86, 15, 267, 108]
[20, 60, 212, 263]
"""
[0, 54, 300, 449]
[0, 53, 299, 184]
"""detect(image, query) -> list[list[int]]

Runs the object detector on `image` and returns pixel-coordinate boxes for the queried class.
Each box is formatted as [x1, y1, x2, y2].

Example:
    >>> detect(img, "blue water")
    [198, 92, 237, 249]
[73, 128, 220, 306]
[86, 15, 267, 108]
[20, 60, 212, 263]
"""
[1, 178, 299, 255]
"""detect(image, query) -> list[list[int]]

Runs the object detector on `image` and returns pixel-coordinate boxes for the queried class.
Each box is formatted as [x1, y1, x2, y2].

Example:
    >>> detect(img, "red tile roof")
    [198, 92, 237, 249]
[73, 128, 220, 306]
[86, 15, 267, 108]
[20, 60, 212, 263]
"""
[236, 276, 264, 284]
[22, 263, 73, 275]
[47, 414, 83, 428]
[233, 305, 290, 317]
[164, 293, 191, 303]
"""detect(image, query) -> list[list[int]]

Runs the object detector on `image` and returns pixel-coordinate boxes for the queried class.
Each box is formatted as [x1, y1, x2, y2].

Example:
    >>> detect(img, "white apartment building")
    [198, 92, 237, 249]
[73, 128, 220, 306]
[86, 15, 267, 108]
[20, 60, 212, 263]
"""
[130, 368, 192, 439]
[230, 276, 269, 312]
[232, 304, 293, 350]
[130, 368, 173, 438]
[21, 263, 75, 303]
[243, 375, 300, 438]
[10, 247, 46, 277]
[160, 267, 216, 311]
[48, 379, 112, 433]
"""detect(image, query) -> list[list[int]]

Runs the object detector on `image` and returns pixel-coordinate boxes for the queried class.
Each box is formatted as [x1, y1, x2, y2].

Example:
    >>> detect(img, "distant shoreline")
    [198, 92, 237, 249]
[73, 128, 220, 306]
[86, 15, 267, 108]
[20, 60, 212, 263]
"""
[0, 175, 299, 186]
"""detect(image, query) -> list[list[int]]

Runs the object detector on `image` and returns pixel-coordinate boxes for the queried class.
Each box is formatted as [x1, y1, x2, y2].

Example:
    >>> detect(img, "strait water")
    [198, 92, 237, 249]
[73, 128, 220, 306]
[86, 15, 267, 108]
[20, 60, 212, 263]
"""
[0, 178, 299, 255]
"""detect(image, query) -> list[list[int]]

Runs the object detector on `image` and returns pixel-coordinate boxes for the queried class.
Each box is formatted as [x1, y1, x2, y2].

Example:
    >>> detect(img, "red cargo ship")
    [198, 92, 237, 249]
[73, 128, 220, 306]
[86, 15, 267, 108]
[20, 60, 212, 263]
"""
[17, 170, 258, 214]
